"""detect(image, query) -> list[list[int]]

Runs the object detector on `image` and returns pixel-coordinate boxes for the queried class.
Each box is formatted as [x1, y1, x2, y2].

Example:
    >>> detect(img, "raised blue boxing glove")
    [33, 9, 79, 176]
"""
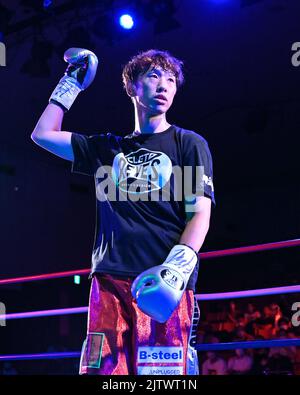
[49, 48, 98, 112]
[131, 244, 198, 323]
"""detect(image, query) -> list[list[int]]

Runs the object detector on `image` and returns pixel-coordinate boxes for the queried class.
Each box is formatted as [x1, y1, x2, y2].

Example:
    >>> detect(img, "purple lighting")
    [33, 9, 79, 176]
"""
[0, 306, 88, 321]
[197, 338, 300, 351]
[197, 284, 300, 301]
[0, 352, 81, 361]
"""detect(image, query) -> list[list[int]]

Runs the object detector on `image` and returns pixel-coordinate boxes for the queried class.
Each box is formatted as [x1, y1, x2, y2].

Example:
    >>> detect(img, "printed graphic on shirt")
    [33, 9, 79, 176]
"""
[203, 174, 214, 192]
[111, 148, 172, 195]
[92, 231, 113, 268]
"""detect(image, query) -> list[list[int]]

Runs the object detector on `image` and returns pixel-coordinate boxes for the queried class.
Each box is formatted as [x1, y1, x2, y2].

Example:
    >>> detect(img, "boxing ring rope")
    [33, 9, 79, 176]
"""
[1, 238, 299, 286]
[199, 238, 300, 259]
[0, 238, 299, 363]
[1, 283, 300, 323]
[0, 352, 81, 361]
[0, 269, 90, 285]
[2, 338, 300, 362]
[197, 285, 300, 301]
[0, 307, 88, 321]
[196, 339, 300, 351]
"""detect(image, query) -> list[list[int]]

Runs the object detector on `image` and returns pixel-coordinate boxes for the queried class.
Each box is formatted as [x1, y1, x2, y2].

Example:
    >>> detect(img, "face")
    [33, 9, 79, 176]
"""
[131, 65, 177, 115]
[237, 328, 245, 337]
[270, 304, 279, 312]
[264, 306, 271, 316]
[247, 304, 254, 312]
[207, 352, 216, 361]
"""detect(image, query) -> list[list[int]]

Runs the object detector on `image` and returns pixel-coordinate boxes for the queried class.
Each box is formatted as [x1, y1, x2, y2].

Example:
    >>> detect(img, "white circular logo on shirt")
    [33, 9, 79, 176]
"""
[112, 148, 172, 194]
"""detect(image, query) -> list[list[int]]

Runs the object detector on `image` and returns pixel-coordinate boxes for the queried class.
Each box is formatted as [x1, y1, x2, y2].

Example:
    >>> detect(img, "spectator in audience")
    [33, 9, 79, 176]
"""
[244, 303, 261, 336]
[220, 301, 241, 333]
[2, 362, 18, 375]
[270, 303, 283, 335]
[269, 331, 297, 363]
[275, 317, 292, 336]
[262, 305, 274, 323]
[255, 305, 275, 338]
[228, 301, 240, 325]
[202, 351, 227, 375]
[265, 350, 294, 375]
[234, 325, 254, 342]
[263, 322, 295, 375]
[227, 348, 253, 375]
[235, 313, 247, 329]
[251, 340, 269, 375]
[196, 322, 220, 344]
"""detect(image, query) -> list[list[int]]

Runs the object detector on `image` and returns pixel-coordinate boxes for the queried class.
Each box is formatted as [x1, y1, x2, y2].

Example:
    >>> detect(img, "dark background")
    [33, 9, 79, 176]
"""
[0, 0, 299, 373]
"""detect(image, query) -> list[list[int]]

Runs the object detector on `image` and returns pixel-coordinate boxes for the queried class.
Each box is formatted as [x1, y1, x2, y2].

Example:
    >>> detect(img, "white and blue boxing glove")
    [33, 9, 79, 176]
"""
[131, 244, 198, 323]
[49, 47, 98, 112]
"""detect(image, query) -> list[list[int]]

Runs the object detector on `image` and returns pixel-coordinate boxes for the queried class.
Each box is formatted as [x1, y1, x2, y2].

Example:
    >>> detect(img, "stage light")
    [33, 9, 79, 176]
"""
[119, 14, 134, 30]
[93, 10, 135, 45]
[43, 0, 53, 10]
[43, 0, 52, 8]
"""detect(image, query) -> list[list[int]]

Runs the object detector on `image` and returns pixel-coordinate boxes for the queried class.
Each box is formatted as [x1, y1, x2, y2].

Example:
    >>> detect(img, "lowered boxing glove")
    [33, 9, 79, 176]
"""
[131, 244, 198, 323]
[49, 48, 98, 112]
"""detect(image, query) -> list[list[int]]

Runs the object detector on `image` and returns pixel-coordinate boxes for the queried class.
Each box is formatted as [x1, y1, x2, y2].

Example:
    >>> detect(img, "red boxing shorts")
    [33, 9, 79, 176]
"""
[79, 273, 200, 375]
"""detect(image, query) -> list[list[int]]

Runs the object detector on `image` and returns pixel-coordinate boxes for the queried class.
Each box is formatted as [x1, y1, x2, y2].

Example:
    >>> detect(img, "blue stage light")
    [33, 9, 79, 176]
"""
[119, 14, 134, 30]
[43, 0, 52, 9]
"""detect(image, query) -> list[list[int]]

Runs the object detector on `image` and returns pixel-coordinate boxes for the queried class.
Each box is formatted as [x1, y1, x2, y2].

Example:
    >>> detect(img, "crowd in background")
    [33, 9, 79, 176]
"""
[197, 299, 300, 375]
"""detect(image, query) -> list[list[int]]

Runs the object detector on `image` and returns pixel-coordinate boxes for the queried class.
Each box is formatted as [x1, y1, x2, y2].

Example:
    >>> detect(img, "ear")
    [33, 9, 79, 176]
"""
[125, 81, 136, 97]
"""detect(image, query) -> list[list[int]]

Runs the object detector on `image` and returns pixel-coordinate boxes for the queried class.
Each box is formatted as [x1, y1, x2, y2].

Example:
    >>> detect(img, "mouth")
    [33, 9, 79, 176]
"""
[153, 96, 168, 103]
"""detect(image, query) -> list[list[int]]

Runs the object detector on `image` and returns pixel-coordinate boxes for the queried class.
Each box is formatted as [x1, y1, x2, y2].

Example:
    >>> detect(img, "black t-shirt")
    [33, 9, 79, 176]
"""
[71, 124, 215, 291]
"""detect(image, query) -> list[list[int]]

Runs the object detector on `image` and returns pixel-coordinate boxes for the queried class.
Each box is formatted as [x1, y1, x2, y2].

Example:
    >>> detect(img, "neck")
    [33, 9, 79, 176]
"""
[133, 105, 171, 134]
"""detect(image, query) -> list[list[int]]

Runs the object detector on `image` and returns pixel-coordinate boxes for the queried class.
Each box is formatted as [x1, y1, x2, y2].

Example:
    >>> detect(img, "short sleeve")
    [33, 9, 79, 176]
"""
[182, 132, 216, 206]
[71, 132, 108, 176]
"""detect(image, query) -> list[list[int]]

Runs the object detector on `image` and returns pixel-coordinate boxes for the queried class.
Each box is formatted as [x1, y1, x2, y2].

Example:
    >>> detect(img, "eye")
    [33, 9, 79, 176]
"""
[150, 73, 158, 79]
[168, 77, 175, 83]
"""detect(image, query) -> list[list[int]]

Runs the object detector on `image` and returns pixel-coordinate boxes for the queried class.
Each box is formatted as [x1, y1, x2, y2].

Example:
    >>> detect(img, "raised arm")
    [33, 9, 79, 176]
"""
[30, 48, 98, 162]
[31, 103, 73, 161]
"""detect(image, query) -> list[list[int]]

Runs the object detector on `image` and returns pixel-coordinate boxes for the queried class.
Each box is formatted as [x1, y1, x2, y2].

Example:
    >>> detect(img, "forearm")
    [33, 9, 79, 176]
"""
[31, 103, 64, 139]
[179, 212, 210, 252]
[30, 49, 97, 161]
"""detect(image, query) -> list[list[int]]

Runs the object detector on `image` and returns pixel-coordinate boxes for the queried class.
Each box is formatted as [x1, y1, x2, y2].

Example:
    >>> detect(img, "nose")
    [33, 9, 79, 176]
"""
[157, 77, 168, 93]
[157, 85, 167, 93]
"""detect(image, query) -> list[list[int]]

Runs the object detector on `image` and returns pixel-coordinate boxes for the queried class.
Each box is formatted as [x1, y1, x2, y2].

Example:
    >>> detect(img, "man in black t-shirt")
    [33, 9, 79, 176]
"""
[31, 48, 215, 375]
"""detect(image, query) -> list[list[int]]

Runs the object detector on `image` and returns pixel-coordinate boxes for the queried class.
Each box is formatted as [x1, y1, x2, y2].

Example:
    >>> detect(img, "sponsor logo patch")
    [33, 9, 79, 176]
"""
[137, 346, 183, 363]
[138, 366, 183, 375]
[160, 269, 184, 290]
